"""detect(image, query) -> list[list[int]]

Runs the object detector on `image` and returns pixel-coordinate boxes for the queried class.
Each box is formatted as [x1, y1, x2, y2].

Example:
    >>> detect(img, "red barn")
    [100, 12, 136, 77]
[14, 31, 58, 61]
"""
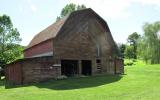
[5, 8, 124, 85]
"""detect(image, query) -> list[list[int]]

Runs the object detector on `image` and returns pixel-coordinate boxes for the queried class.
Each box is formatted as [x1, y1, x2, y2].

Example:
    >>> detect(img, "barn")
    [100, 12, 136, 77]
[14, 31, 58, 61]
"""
[5, 8, 124, 85]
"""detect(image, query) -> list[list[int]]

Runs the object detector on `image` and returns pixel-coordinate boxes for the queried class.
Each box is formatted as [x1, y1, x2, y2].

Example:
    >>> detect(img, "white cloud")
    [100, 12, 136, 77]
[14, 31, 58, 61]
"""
[30, 4, 37, 12]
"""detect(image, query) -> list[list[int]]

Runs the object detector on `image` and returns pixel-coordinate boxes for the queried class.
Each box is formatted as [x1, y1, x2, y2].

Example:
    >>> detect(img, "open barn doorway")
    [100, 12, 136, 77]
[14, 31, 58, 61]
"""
[82, 60, 92, 75]
[61, 60, 78, 77]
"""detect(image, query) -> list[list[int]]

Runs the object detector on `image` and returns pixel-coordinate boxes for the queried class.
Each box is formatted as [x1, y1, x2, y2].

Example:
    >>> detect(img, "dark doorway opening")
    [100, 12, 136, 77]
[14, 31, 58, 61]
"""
[61, 60, 78, 77]
[82, 60, 92, 75]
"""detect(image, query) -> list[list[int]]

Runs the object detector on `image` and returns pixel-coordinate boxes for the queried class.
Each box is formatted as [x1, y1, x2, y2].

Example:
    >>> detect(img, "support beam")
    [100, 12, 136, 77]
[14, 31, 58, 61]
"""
[78, 60, 82, 75]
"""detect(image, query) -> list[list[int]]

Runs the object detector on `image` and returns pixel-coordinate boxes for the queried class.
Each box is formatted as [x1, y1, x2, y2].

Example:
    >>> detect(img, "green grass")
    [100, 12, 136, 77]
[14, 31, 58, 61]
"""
[0, 61, 160, 100]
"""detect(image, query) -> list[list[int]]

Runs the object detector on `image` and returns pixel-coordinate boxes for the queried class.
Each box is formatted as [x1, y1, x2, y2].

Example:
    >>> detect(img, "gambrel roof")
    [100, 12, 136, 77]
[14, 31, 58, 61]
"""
[25, 8, 115, 50]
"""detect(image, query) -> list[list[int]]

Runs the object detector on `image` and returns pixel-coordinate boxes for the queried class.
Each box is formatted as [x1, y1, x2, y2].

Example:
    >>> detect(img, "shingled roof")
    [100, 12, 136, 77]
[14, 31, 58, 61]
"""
[25, 15, 69, 49]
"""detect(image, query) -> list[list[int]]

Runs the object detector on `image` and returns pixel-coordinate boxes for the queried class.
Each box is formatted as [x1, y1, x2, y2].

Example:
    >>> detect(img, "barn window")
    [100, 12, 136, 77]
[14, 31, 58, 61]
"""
[96, 59, 101, 63]
[96, 44, 100, 57]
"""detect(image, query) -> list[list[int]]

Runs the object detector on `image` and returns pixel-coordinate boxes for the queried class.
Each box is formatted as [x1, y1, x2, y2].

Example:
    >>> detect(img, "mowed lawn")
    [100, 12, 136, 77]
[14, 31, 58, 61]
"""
[0, 61, 160, 100]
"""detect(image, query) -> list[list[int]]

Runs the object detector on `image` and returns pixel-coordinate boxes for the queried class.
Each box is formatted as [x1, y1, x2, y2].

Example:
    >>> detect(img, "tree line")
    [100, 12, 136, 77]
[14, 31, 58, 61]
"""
[118, 22, 160, 64]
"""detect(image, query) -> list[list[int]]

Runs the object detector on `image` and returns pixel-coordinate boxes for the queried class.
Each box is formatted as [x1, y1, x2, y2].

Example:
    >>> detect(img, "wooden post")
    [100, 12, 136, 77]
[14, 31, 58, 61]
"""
[78, 60, 82, 75]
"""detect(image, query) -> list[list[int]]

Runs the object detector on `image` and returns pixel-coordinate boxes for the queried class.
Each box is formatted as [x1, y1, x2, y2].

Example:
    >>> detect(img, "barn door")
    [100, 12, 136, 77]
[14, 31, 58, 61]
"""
[81, 60, 92, 75]
[61, 60, 78, 77]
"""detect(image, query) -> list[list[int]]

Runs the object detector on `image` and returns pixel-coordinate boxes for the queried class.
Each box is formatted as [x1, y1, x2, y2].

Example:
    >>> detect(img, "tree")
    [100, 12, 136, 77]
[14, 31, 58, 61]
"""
[61, 3, 76, 18]
[138, 22, 160, 64]
[56, 3, 86, 21]
[127, 32, 140, 59]
[0, 15, 23, 66]
[125, 45, 135, 59]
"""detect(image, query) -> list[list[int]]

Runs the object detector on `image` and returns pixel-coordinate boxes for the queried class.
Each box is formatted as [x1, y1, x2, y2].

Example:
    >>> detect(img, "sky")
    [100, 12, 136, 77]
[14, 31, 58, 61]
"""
[0, 0, 160, 46]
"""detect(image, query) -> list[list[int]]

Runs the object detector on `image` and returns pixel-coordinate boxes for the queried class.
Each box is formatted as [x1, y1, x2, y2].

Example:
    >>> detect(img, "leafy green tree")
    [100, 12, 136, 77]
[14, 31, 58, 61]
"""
[137, 37, 150, 63]
[127, 32, 140, 59]
[125, 45, 134, 59]
[56, 3, 86, 21]
[61, 3, 76, 17]
[138, 22, 160, 64]
[0, 15, 23, 66]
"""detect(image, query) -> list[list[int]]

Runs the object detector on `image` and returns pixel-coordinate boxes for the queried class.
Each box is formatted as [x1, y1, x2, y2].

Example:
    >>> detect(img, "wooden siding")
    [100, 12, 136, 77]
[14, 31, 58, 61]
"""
[5, 62, 22, 85]
[53, 9, 117, 60]
[115, 58, 124, 74]
[24, 39, 53, 58]
[22, 57, 61, 84]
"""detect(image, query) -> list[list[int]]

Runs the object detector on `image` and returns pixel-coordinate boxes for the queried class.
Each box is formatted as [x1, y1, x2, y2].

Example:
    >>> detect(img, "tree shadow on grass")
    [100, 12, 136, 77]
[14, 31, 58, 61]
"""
[5, 74, 123, 90]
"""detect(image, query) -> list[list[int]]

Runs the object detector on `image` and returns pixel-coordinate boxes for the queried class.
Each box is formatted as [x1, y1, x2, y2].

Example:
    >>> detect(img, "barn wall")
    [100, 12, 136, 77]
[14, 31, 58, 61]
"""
[22, 57, 61, 84]
[54, 9, 116, 58]
[53, 10, 120, 75]
[53, 33, 96, 59]
[88, 18, 116, 57]
[53, 11, 98, 59]
[90, 58, 115, 75]
[5, 57, 62, 85]
[53, 10, 92, 59]
[24, 39, 53, 58]
[115, 58, 124, 74]
[5, 62, 22, 85]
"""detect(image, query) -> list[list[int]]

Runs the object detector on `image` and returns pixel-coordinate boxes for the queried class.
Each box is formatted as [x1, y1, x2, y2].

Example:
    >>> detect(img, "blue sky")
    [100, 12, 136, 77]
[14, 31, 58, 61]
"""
[0, 0, 160, 46]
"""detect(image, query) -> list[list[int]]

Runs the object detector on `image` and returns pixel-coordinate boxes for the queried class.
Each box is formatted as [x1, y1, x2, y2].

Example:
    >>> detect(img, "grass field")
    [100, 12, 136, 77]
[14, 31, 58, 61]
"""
[0, 60, 160, 100]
